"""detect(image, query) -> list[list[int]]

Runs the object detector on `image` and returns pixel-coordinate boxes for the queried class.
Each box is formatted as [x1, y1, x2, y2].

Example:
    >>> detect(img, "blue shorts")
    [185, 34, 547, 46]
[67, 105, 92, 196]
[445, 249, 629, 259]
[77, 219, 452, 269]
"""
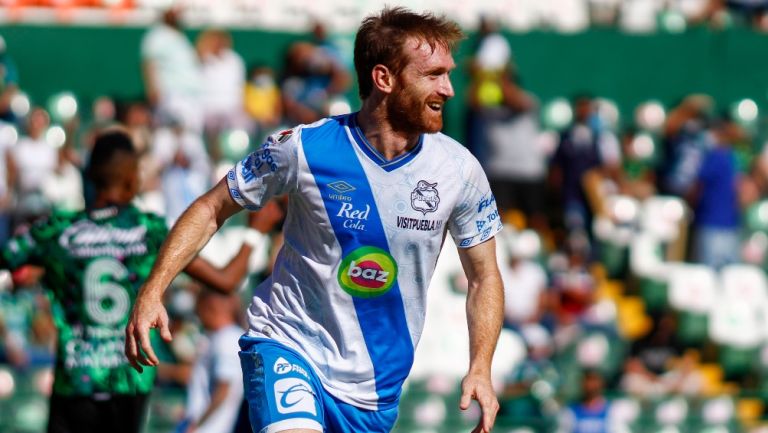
[238, 336, 399, 433]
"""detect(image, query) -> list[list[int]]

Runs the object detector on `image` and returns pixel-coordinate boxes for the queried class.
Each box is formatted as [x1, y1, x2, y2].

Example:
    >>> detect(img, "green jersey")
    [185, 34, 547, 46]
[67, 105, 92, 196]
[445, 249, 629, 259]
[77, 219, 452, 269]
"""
[0, 205, 168, 396]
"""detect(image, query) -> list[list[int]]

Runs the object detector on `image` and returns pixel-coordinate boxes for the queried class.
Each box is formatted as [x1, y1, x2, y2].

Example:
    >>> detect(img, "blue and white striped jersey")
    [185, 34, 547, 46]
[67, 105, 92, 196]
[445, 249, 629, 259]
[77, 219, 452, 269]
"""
[226, 113, 501, 410]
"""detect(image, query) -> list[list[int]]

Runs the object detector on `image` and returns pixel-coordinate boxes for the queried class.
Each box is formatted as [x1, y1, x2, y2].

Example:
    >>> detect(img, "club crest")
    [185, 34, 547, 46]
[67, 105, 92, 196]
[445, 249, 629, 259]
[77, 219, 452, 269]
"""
[411, 180, 440, 215]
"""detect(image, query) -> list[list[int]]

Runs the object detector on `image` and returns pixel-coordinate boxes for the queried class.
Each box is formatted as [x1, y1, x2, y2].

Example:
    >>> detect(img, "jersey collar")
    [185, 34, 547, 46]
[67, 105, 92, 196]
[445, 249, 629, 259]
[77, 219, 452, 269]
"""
[347, 113, 424, 172]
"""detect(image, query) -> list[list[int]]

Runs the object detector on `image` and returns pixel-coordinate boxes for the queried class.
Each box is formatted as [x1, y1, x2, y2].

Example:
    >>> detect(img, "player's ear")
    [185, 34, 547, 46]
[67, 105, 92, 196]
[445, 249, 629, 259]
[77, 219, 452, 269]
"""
[371, 64, 395, 95]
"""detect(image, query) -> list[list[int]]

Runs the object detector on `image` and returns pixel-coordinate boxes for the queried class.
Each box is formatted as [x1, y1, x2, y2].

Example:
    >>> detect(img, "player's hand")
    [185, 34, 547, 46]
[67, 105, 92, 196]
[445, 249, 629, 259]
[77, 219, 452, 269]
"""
[460, 371, 499, 433]
[125, 289, 172, 373]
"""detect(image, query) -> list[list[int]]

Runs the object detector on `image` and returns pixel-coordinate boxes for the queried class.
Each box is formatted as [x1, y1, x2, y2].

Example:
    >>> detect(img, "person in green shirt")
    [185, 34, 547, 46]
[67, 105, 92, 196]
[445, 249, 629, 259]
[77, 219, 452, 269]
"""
[0, 128, 261, 433]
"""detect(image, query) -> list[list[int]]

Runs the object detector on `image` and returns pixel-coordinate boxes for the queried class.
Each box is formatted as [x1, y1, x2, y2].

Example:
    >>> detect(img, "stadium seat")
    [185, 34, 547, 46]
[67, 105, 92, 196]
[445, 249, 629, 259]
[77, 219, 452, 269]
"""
[709, 299, 763, 349]
[668, 264, 717, 315]
[653, 396, 689, 430]
[720, 264, 768, 306]
[629, 233, 664, 276]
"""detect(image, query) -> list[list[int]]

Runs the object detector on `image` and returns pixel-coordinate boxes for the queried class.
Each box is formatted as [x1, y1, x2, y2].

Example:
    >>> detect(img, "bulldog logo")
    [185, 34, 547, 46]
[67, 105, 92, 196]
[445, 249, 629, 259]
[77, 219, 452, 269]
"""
[411, 180, 440, 215]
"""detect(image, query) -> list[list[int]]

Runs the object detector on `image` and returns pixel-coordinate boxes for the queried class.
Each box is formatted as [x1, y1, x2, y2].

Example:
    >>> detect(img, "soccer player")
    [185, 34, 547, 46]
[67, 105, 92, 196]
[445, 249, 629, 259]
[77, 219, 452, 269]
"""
[0, 129, 258, 433]
[127, 7, 504, 433]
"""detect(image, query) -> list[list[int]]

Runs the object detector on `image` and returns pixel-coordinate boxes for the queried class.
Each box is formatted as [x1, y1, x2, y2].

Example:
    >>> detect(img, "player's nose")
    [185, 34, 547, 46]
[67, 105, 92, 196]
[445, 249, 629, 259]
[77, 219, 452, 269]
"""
[438, 74, 454, 99]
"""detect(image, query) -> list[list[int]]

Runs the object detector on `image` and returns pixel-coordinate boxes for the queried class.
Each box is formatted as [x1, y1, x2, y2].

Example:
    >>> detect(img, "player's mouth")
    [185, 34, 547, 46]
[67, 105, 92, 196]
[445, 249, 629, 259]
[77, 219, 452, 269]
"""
[427, 101, 443, 113]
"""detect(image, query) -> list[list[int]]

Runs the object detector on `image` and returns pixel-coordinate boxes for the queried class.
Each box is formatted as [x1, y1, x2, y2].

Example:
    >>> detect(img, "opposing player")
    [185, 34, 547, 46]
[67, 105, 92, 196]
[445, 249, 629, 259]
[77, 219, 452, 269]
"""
[127, 7, 504, 433]
[0, 129, 257, 433]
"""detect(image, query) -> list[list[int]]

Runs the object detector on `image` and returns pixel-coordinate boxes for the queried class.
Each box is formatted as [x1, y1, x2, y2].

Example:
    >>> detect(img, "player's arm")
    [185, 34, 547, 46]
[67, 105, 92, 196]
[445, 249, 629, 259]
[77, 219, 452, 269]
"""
[457, 237, 503, 433]
[126, 178, 240, 372]
[184, 199, 285, 294]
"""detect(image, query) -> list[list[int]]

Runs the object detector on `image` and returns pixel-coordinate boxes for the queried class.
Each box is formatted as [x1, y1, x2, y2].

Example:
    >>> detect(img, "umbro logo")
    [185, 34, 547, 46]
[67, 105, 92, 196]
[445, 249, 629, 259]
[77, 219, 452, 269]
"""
[328, 181, 356, 194]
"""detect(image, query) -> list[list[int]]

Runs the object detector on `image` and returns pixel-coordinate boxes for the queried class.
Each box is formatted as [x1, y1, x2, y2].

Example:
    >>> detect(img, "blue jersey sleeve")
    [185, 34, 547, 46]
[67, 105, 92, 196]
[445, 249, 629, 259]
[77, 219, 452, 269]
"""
[226, 128, 299, 210]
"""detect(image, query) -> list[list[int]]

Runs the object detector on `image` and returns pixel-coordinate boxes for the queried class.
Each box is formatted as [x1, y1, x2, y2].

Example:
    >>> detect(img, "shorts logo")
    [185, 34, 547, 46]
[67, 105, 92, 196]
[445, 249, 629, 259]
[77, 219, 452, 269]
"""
[411, 180, 440, 215]
[274, 357, 292, 375]
[272, 357, 309, 378]
[274, 377, 316, 415]
[338, 246, 398, 298]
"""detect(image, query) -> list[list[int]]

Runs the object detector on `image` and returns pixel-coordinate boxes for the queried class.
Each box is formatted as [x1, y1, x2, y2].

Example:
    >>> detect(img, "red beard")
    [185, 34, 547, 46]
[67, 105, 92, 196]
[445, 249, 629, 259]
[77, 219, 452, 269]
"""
[387, 85, 444, 135]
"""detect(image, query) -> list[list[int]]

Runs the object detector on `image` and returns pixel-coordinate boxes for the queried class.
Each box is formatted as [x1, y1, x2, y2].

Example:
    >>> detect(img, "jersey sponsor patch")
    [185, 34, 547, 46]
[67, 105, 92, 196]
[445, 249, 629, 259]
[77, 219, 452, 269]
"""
[477, 194, 496, 214]
[337, 246, 398, 298]
[396, 216, 444, 231]
[276, 129, 293, 144]
[274, 377, 317, 415]
[274, 357, 309, 379]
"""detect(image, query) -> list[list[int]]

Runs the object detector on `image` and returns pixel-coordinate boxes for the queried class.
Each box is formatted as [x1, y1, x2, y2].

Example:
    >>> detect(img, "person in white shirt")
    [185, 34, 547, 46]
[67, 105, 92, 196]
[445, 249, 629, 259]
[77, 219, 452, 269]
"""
[128, 7, 504, 433]
[197, 29, 249, 139]
[151, 122, 212, 227]
[141, 7, 204, 133]
[181, 287, 244, 433]
[9, 107, 60, 222]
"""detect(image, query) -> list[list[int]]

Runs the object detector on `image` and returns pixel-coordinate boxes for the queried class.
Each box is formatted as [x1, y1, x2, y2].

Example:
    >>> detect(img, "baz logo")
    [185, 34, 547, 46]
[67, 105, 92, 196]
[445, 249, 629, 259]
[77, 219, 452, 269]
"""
[411, 180, 440, 215]
[274, 377, 316, 415]
[338, 246, 398, 298]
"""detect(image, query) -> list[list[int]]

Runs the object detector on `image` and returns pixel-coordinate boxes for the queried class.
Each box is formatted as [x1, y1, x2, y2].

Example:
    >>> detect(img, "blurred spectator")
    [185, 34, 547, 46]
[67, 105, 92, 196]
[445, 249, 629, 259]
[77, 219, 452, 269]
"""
[549, 236, 597, 329]
[689, 116, 743, 269]
[658, 94, 712, 197]
[588, 0, 620, 26]
[0, 36, 19, 123]
[481, 86, 548, 230]
[119, 100, 154, 156]
[281, 40, 351, 125]
[0, 286, 55, 369]
[81, 96, 118, 153]
[501, 324, 559, 423]
[244, 65, 283, 140]
[177, 287, 244, 433]
[466, 15, 513, 163]
[197, 28, 248, 161]
[618, 128, 657, 200]
[629, 312, 682, 377]
[8, 107, 59, 224]
[115, 101, 166, 215]
[151, 120, 212, 227]
[501, 237, 550, 329]
[466, 18, 550, 230]
[311, 20, 351, 71]
[550, 95, 620, 232]
[621, 349, 704, 398]
[556, 370, 613, 433]
[141, 7, 204, 132]
[0, 120, 14, 245]
[703, 0, 768, 28]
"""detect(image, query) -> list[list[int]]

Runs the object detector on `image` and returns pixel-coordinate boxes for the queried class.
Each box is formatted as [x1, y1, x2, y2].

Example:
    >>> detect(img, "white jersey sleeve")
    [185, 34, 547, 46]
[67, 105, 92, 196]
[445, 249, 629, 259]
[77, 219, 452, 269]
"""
[226, 129, 299, 210]
[448, 154, 502, 248]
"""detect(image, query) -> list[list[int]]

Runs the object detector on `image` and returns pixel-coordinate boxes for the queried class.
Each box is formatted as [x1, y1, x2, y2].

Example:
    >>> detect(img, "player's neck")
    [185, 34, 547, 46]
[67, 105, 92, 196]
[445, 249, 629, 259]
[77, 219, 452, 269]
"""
[357, 100, 419, 161]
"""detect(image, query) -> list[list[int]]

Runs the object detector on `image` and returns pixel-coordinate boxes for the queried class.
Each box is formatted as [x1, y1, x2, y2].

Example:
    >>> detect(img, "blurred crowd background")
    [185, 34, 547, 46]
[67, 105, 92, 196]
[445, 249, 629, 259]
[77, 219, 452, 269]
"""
[3, 1, 768, 432]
